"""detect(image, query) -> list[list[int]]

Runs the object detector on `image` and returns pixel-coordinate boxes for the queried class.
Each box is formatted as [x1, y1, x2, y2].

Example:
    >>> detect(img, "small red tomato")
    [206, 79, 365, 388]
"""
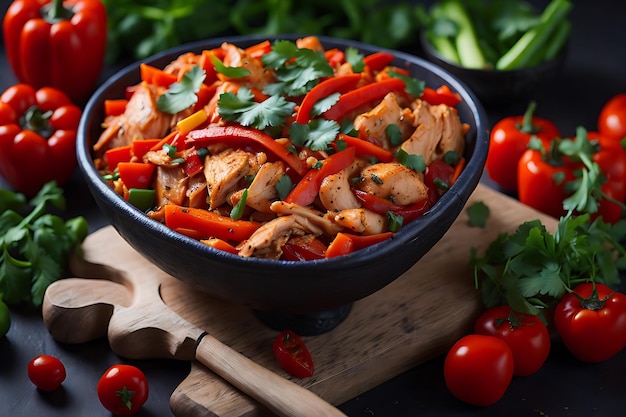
[486, 102, 560, 193]
[474, 306, 551, 376]
[27, 354, 66, 392]
[97, 364, 149, 416]
[273, 330, 315, 378]
[554, 283, 626, 363]
[598, 93, 626, 142]
[444, 334, 514, 407]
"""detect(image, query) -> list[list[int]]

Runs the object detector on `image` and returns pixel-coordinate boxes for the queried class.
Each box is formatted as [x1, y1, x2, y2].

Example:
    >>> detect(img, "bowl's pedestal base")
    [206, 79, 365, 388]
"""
[253, 304, 353, 336]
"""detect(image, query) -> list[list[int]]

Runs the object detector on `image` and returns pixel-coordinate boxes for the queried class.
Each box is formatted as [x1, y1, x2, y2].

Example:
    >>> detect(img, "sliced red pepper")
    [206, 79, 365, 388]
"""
[322, 78, 406, 122]
[337, 133, 393, 162]
[140, 63, 178, 87]
[244, 40, 272, 59]
[117, 162, 155, 189]
[104, 145, 132, 170]
[281, 236, 327, 261]
[131, 139, 162, 160]
[185, 125, 308, 176]
[183, 149, 204, 177]
[424, 159, 456, 205]
[284, 146, 356, 206]
[164, 204, 261, 242]
[324, 48, 345, 67]
[363, 51, 394, 72]
[273, 330, 314, 378]
[325, 231, 394, 258]
[104, 99, 128, 117]
[421, 85, 462, 107]
[201, 237, 239, 255]
[295, 74, 362, 124]
[353, 189, 431, 223]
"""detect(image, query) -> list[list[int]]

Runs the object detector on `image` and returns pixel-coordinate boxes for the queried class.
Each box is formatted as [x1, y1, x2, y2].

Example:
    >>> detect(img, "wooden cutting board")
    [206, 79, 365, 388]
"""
[41, 184, 557, 417]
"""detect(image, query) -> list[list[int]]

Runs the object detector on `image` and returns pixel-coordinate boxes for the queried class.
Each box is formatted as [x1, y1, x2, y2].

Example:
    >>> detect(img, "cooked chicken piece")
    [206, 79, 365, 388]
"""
[186, 174, 208, 209]
[154, 166, 188, 207]
[204, 149, 256, 209]
[143, 149, 172, 166]
[357, 162, 428, 205]
[430, 104, 466, 158]
[219, 42, 276, 89]
[331, 208, 386, 234]
[296, 36, 325, 52]
[319, 169, 360, 212]
[236, 215, 304, 259]
[205, 82, 239, 123]
[353, 93, 415, 148]
[163, 52, 202, 77]
[94, 82, 171, 153]
[400, 99, 440, 165]
[270, 201, 343, 236]
[245, 161, 286, 213]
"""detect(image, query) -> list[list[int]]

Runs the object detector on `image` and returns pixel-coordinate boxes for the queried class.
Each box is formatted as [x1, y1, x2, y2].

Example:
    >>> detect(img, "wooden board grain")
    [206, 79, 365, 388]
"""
[42, 184, 558, 417]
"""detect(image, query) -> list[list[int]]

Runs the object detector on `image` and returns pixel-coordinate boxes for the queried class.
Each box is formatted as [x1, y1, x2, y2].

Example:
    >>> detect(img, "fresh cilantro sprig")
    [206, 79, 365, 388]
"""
[471, 212, 626, 317]
[261, 40, 334, 97]
[218, 87, 296, 130]
[157, 65, 206, 114]
[387, 70, 426, 97]
[0, 182, 89, 306]
[289, 119, 341, 151]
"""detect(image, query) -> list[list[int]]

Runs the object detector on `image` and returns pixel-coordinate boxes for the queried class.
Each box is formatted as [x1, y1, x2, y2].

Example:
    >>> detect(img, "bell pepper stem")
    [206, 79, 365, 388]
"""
[45, 0, 73, 23]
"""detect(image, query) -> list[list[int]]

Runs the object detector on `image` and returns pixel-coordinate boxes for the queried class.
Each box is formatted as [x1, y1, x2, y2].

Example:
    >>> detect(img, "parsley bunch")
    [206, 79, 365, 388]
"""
[0, 182, 89, 306]
[471, 213, 626, 317]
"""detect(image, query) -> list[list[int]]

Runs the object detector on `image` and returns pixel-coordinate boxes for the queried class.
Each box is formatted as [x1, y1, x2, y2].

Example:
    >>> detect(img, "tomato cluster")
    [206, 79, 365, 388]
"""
[486, 95, 626, 224]
[445, 282, 626, 407]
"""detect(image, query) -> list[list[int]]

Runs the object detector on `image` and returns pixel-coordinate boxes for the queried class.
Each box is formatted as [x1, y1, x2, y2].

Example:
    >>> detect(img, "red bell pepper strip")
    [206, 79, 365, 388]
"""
[420, 85, 462, 107]
[324, 48, 345, 67]
[325, 232, 394, 258]
[336, 133, 393, 162]
[295, 74, 362, 124]
[244, 40, 272, 59]
[185, 125, 308, 176]
[183, 149, 204, 177]
[3, 0, 107, 103]
[131, 139, 162, 160]
[284, 146, 356, 207]
[104, 145, 132, 170]
[353, 189, 431, 223]
[322, 78, 406, 122]
[117, 162, 155, 190]
[202, 237, 239, 255]
[0, 83, 81, 196]
[104, 99, 129, 117]
[140, 63, 178, 87]
[281, 236, 327, 261]
[164, 204, 261, 242]
[273, 330, 315, 378]
[363, 51, 394, 72]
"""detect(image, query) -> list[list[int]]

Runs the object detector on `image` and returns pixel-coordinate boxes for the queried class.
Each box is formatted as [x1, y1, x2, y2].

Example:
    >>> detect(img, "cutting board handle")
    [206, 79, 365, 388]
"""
[196, 332, 347, 417]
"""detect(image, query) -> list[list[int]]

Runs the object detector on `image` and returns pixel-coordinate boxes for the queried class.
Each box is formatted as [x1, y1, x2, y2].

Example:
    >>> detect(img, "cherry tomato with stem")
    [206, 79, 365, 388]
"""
[444, 334, 514, 407]
[554, 282, 626, 363]
[474, 306, 550, 376]
[27, 354, 66, 392]
[486, 101, 560, 193]
[598, 93, 626, 142]
[97, 364, 149, 416]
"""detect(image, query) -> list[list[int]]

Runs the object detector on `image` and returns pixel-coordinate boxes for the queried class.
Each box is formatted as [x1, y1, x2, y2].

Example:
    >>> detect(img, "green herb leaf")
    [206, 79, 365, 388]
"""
[387, 70, 425, 97]
[209, 52, 252, 78]
[157, 65, 206, 114]
[218, 87, 296, 130]
[466, 201, 490, 228]
[275, 174, 293, 200]
[386, 211, 403, 232]
[345, 47, 365, 72]
[395, 148, 426, 172]
[289, 119, 340, 151]
[385, 124, 402, 146]
[230, 189, 248, 220]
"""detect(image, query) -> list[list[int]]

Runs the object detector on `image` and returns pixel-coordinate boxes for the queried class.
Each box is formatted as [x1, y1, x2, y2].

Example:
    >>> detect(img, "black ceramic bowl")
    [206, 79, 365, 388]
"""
[420, 32, 566, 106]
[77, 35, 489, 327]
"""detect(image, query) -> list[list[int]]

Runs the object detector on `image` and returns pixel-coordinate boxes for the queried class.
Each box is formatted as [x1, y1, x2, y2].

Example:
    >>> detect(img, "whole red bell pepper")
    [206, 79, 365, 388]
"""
[3, 0, 107, 103]
[0, 84, 82, 196]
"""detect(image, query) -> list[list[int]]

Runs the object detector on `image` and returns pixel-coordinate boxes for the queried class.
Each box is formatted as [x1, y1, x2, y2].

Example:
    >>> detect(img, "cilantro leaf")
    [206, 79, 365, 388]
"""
[218, 87, 296, 130]
[345, 47, 365, 72]
[395, 148, 425, 172]
[209, 52, 251, 78]
[157, 65, 206, 114]
[311, 92, 340, 117]
[466, 201, 490, 228]
[387, 70, 425, 97]
[289, 119, 340, 151]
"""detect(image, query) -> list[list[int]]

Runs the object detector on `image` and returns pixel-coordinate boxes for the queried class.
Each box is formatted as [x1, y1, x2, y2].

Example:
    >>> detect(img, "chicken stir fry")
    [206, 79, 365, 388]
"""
[94, 37, 469, 261]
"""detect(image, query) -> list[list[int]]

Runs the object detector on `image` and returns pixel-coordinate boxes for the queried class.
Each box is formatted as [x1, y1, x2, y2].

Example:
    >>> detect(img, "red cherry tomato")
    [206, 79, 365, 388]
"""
[444, 334, 514, 407]
[486, 102, 560, 193]
[598, 93, 626, 142]
[273, 329, 315, 378]
[27, 355, 66, 392]
[554, 283, 626, 363]
[97, 364, 149, 416]
[474, 306, 551, 376]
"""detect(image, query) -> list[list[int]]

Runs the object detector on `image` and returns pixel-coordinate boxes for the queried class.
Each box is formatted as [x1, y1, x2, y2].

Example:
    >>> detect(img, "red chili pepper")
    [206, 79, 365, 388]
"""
[363, 51, 394, 72]
[0, 83, 81, 196]
[325, 232, 394, 258]
[185, 125, 308, 176]
[337, 133, 393, 162]
[284, 146, 356, 206]
[273, 330, 315, 378]
[281, 236, 328, 261]
[295, 74, 362, 124]
[353, 189, 431, 223]
[322, 78, 406, 122]
[420, 85, 462, 107]
[3, 0, 107, 103]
